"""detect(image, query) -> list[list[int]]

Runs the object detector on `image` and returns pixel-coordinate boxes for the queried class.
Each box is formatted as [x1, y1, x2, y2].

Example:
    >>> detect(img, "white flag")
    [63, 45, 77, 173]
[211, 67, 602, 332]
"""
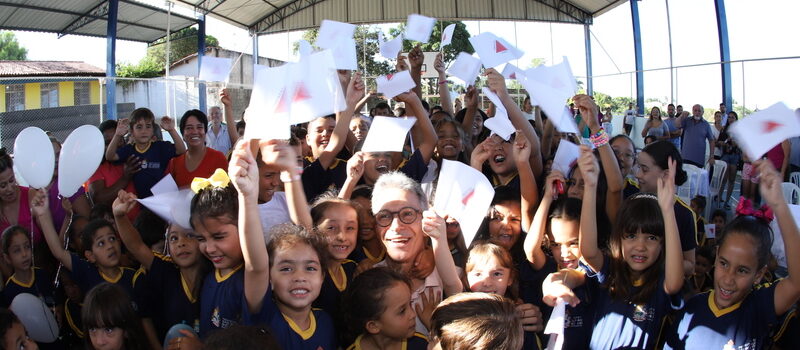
[544, 300, 567, 350]
[405, 14, 436, 43]
[468, 32, 524, 68]
[501, 63, 525, 81]
[441, 23, 456, 47]
[380, 35, 403, 60]
[317, 20, 356, 49]
[376, 70, 416, 99]
[446, 52, 481, 86]
[298, 40, 313, 58]
[552, 139, 580, 177]
[361, 116, 417, 153]
[198, 56, 232, 83]
[521, 58, 579, 134]
[331, 38, 358, 70]
[480, 87, 514, 140]
[137, 175, 194, 229]
[288, 50, 345, 124]
[729, 102, 800, 161]
[245, 64, 291, 141]
[433, 159, 495, 247]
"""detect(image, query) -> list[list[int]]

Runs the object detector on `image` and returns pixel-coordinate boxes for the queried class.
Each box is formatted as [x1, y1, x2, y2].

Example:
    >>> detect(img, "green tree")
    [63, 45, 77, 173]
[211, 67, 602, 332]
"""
[0, 32, 27, 60]
[117, 27, 219, 78]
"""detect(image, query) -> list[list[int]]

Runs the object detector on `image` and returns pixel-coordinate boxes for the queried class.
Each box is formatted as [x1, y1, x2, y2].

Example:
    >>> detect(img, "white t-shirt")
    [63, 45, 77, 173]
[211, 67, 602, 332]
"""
[258, 192, 292, 241]
[624, 109, 636, 125]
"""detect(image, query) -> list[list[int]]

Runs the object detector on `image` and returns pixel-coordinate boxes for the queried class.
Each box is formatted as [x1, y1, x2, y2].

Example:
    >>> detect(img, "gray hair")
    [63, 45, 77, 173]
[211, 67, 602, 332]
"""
[371, 171, 428, 214]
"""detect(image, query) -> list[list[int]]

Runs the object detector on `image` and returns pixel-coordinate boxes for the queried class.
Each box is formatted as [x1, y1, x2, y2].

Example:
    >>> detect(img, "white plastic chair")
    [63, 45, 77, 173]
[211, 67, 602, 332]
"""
[677, 164, 701, 204]
[706, 162, 727, 204]
[791, 172, 800, 188]
[783, 182, 800, 205]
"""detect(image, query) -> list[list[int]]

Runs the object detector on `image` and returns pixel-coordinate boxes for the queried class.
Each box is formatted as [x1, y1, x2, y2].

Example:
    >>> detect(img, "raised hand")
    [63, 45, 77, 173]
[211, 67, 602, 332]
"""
[421, 209, 447, 241]
[543, 170, 567, 200]
[484, 68, 508, 99]
[464, 85, 478, 108]
[229, 140, 259, 199]
[115, 118, 130, 136]
[111, 190, 138, 217]
[345, 71, 365, 108]
[512, 131, 531, 165]
[28, 188, 49, 218]
[470, 136, 499, 169]
[656, 156, 677, 209]
[572, 94, 600, 129]
[408, 45, 424, 70]
[160, 116, 175, 132]
[219, 88, 232, 107]
[577, 145, 599, 188]
[258, 139, 298, 173]
[434, 52, 446, 74]
[346, 152, 365, 180]
[395, 53, 409, 72]
[756, 160, 784, 208]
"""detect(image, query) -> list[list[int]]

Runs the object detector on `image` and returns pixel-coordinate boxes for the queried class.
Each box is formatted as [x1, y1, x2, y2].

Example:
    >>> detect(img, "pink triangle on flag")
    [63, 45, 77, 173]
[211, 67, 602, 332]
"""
[461, 188, 475, 205]
[495, 40, 508, 53]
[442, 33, 447, 41]
[386, 73, 394, 81]
[293, 83, 312, 102]
[763, 121, 783, 133]
[510, 72, 517, 79]
[274, 88, 289, 113]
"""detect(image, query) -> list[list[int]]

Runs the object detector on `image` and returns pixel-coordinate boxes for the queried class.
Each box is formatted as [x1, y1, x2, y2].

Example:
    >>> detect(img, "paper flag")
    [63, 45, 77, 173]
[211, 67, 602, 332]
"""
[380, 35, 403, 60]
[501, 63, 525, 81]
[331, 38, 358, 70]
[198, 56, 232, 83]
[317, 20, 356, 49]
[468, 32, 524, 68]
[520, 58, 579, 134]
[287, 50, 345, 124]
[552, 139, 580, 177]
[361, 116, 417, 153]
[729, 102, 800, 161]
[446, 52, 481, 86]
[441, 23, 456, 47]
[544, 300, 567, 350]
[298, 40, 313, 58]
[433, 159, 495, 247]
[484, 117, 516, 141]
[376, 70, 416, 99]
[405, 14, 436, 43]
[137, 175, 194, 229]
[527, 57, 578, 99]
[245, 64, 291, 140]
[704, 224, 716, 239]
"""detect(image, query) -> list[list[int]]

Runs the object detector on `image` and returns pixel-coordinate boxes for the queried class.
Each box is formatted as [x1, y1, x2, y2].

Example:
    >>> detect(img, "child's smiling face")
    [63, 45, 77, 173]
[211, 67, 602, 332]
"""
[713, 233, 766, 309]
[317, 204, 358, 261]
[270, 242, 324, 314]
[193, 216, 243, 274]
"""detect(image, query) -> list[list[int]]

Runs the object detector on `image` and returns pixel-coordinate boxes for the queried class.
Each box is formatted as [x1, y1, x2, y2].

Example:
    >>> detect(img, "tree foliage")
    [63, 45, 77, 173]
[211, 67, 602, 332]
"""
[388, 20, 473, 63]
[0, 32, 27, 60]
[296, 26, 394, 80]
[117, 27, 218, 78]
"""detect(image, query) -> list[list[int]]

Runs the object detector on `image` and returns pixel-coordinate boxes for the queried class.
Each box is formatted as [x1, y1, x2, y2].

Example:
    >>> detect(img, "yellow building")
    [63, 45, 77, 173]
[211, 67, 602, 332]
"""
[0, 61, 104, 112]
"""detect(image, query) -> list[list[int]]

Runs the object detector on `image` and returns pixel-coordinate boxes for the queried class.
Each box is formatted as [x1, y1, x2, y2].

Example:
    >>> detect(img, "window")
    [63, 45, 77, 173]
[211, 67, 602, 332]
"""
[40, 83, 59, 108]
[74, 82, 91, 105]
[4, 85, 24, 112]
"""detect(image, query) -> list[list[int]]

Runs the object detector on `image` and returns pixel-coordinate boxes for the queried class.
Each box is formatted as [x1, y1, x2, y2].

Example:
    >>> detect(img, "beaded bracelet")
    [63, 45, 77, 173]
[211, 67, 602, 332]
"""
[589, 127, 609, 148]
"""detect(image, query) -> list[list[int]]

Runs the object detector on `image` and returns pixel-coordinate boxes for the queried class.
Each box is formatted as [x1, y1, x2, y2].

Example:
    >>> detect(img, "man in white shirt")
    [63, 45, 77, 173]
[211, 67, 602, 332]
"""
[624, 102, 637, 136]
[205, 105, 232, 154]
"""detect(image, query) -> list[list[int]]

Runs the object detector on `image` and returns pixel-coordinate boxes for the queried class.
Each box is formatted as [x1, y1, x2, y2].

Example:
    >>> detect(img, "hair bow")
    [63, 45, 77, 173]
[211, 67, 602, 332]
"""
[735, 197, 774, 222]
[191, 168, 230, 193]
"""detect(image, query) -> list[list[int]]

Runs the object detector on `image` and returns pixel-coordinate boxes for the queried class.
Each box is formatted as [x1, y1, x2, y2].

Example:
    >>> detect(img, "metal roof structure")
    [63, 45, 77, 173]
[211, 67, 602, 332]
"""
[174, 0, 626, 35]
[0, 0, 198, 43]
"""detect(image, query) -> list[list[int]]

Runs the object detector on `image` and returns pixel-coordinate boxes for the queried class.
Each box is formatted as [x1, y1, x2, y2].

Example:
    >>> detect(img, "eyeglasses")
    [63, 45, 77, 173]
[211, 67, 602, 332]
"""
[375, 207, 421, 227]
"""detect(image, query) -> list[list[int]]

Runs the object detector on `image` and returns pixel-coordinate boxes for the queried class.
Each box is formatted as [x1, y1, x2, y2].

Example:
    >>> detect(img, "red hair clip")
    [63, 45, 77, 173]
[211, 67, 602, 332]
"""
[735, 197, 774, 223]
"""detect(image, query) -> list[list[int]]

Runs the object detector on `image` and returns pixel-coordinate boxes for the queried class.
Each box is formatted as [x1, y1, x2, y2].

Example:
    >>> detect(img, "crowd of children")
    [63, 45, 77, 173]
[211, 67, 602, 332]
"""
[0, 58, 797, 350]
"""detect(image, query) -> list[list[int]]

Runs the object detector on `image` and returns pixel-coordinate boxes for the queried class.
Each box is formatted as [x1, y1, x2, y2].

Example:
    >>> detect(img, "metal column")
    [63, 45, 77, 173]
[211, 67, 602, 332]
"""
[630, 0, 644, 115]
[197, 14, 207, 113]
[252, 31, 259, 69]
[715, 0, 732, 114]
[584, 23, 593, 96]
[105, 0, 119, 120]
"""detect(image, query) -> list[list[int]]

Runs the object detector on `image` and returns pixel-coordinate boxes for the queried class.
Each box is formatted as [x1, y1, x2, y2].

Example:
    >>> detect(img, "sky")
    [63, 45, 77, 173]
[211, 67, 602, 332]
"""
[8, 0, 799, 112]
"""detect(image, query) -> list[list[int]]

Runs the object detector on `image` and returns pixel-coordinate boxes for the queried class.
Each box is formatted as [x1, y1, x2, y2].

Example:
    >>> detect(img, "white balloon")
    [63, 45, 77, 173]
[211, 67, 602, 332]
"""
[58, 125, 105, 197]
[13, 127, 54, 189]
[9, 293, 58, 343]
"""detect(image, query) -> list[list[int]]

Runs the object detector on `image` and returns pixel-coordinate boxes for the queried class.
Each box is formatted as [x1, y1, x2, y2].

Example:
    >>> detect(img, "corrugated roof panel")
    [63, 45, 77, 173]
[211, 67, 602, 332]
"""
[528, 1, 560, 23]
[457, 0, 493, 19]
[420, 0, 457, 19]
[383, 0, 417, 22]
[315, 0, 347, 24]
[1, 7, 69, 31]
[348, 0, 384, 23]
[493, 0, 527, 20]
[215, 1, 268, 28]
[277, 4, 315, 33]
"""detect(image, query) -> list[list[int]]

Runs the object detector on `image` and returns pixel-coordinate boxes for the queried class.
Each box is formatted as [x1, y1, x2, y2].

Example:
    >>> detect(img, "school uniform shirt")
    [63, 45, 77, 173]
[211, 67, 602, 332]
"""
[137, 254, 201, 340]
[314, 259, 357, 332]
[116, 141, 177, 198]
[347, 244, 385, 265]
[347, 333, 428, 350]
[664, 283, 779, 349]
[397, 149, 430, 184]
[773, 307, 800, 349]
[585, 255, 684, 349]
[302, 157, 347, 204]
[256, 286, 336, 350]
[70, 254, 138, 298]
[519, 256, 557, 322]
[561, 262, 599, 350]
[1, 268, 56, 308]
[199, 266, 249, 338]
[622, 177, 640, 199]
[63, 298, 84, 339]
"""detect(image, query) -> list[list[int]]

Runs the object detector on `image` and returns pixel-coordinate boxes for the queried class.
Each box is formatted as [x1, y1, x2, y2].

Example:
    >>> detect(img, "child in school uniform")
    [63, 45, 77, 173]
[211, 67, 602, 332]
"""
[665, 160, 800, 349]
[32, 189, 138, 298]
[0, 226, 55, 309]
[105, 108, 186, 198]
[0, 308, 39, 350]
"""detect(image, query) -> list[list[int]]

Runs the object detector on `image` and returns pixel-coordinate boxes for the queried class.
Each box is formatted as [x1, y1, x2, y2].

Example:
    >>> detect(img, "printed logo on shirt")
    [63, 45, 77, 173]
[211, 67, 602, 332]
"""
[211, 308, 220, 328]
[210, 307, 237, 329]
[723, 339, 758, 350]
[140, 160, 161, 170]
[564, 314, 583, 328]
[631, 304, 655, 322]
